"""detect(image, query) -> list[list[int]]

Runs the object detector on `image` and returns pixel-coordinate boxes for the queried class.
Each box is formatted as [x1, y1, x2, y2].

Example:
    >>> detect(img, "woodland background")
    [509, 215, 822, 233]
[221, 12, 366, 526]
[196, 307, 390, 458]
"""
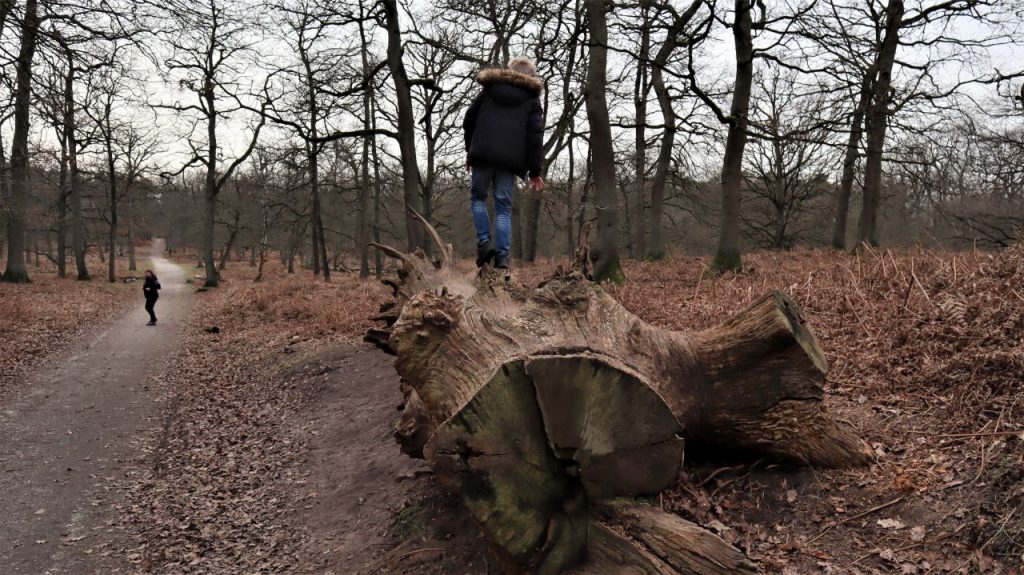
[0, 0, 1022, 285]
[1, 1, 1024, 572]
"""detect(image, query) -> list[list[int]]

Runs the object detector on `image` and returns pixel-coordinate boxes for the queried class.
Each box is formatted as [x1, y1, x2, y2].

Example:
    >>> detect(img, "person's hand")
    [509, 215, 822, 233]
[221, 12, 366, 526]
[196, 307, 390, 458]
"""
[530, 176, 545, 192]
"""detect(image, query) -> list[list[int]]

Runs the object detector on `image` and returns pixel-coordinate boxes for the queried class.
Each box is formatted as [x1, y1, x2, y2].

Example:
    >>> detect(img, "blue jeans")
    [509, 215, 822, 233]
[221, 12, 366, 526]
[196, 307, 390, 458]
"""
[470, 166, 515, 257]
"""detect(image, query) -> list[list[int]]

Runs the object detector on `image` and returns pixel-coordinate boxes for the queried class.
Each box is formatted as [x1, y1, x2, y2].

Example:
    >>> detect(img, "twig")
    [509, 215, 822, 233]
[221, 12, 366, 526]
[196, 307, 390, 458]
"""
[908, 430, 1023, 439]
[889, 251, 907, 283]
[844, 294, 875, 339]
[972, 439, 990, 484]
[807, 497, 904, 545]
[901, 266, 915, 310]
[1011, 289, 1024, 303]
[691, 263, 707, 299]
[850, 523, 965, 566]
[911, 261, 931, 302]
[699, 464, 746, 486]
[950, 507, 1021, 573]
[973, 407, 1007, 484]
[710, 461, 763, 500]
[388, 547, 447, 565]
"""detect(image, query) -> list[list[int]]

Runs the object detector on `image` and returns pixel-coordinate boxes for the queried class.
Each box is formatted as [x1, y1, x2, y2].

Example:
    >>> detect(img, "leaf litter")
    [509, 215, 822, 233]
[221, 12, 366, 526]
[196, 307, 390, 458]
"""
[110, 246, 1023, 574]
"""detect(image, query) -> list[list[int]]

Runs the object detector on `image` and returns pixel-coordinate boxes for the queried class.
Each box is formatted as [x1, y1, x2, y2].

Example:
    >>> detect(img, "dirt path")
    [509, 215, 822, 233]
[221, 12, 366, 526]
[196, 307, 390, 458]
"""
[0, 241, 192, 574]
[283, 343, 491, 574]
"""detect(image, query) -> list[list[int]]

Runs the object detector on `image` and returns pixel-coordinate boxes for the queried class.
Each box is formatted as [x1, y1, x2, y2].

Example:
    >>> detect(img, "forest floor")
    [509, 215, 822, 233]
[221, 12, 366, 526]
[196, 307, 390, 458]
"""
[6, 245, 1020, 574]
[0, 254, 150, 396]
[597, 247, 1024, 575]
[115, 245, 1022, 575]
[0, 244, 192, 574]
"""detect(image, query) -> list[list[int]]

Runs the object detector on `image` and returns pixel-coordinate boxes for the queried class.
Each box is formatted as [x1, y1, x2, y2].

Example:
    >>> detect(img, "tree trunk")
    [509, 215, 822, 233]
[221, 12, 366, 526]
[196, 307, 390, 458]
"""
[382, 0, 423, 252]
[643, 0, 704, 260]
[106, 130, 118, 283]
[511, 194, 523, 260]
[366, 217, 872, 574]
[63, 49, 89, 282]
[358, 15, 373, 279]
[713, 0, 755, 273]
[772, 136, 786, 249]
[524, 190, 542, 262]
[584, 0, 624, 284]
[2, 0, 39, 283]
[646, 62, 674, 260]
[359, 133, 372, 278]
[300, 30, 330, 282]
[255, 207, 269, 282]
[309, 144, 329, 280]
[858, 0, 903, 248]
[218, 211, 239, 271]
[620, 179, 633, 258]
[127, 186, 136, 271]
[57, 135, 69, 278]
[371, 103, 384, 279]
[0, 137, 7, 270]
[831, 74, 872, 250]
[203, 72, 220, 288]
[577, 155, 592, 247]
[565, 143, 576, 258]
[632, 6, 651, 258]
[311, 197, 321, 277]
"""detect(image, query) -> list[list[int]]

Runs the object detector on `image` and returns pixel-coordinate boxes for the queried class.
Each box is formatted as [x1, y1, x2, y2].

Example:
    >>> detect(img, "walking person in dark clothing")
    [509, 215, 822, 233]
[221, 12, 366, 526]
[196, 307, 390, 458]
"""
[143, 270, 161, 326]
[463, 57, 546, 269]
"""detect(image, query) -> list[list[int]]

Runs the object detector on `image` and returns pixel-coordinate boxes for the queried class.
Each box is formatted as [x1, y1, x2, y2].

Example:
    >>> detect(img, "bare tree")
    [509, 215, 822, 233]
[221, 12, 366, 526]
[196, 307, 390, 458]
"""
[857, 0, 902, 247]
[84, 44, 140, 282]
[741, 70, 835, 248]
[269, 0, 360, 280]
[381, 0, 423, 251]
[585, 0, 623, 283]
[645, 0, 709, 260]
[357, 5, 376, 277]
[713, 0, 759, 272]
[2, 0, 40, 283]
[154, 0, 269, 288]
[407, 28, 468, 246]
[116, 124, 160, 272]
[810, 0, 1022, 247]
[523, 0, 587, 262]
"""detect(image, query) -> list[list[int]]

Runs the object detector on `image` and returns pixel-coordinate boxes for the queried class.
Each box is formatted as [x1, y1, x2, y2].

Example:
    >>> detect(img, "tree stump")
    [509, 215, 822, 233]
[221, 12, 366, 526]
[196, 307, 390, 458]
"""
[367, 214, 871, 573]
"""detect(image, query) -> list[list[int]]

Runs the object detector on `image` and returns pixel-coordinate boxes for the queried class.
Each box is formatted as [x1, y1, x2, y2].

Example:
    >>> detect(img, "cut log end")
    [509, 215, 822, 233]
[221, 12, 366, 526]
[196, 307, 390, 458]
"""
[771, 290, 828, 374]
[691, 290, 871, 467]
[367, 220, 871, 572]
[429, 357, 685, 573]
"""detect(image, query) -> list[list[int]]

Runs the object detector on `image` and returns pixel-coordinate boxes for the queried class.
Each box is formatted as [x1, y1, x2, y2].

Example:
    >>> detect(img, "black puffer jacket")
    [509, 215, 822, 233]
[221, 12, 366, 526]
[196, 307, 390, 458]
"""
[143, 276, 161, 300]
[463, 68, 545, 178]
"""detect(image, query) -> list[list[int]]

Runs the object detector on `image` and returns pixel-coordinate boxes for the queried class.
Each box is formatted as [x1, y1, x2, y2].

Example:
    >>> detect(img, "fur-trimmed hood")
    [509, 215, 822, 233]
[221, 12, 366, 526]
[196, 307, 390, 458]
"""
[476, 67, 544, 95]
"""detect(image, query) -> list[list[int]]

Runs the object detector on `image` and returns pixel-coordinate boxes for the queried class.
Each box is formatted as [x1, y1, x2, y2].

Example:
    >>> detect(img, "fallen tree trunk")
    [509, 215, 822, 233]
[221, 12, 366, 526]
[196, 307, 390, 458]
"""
[367, 214, 871, 573]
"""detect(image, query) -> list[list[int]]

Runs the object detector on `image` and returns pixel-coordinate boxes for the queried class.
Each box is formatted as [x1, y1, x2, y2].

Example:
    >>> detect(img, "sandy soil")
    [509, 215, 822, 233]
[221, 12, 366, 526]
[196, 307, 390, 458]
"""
[280, 343, 496, 575]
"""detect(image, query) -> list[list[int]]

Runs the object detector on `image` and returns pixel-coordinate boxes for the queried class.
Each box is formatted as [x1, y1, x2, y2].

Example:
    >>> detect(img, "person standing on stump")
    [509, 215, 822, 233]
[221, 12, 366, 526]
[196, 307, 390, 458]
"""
[463, 57, 546, 269]
[143, 269, 161, 326]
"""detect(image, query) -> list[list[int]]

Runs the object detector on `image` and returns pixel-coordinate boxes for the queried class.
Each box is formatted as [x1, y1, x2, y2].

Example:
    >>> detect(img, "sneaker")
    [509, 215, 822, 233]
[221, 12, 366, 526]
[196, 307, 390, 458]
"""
[146, 321, 156, 326]
[476, 241, 495, 268]
[494, 254, 510, 269]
